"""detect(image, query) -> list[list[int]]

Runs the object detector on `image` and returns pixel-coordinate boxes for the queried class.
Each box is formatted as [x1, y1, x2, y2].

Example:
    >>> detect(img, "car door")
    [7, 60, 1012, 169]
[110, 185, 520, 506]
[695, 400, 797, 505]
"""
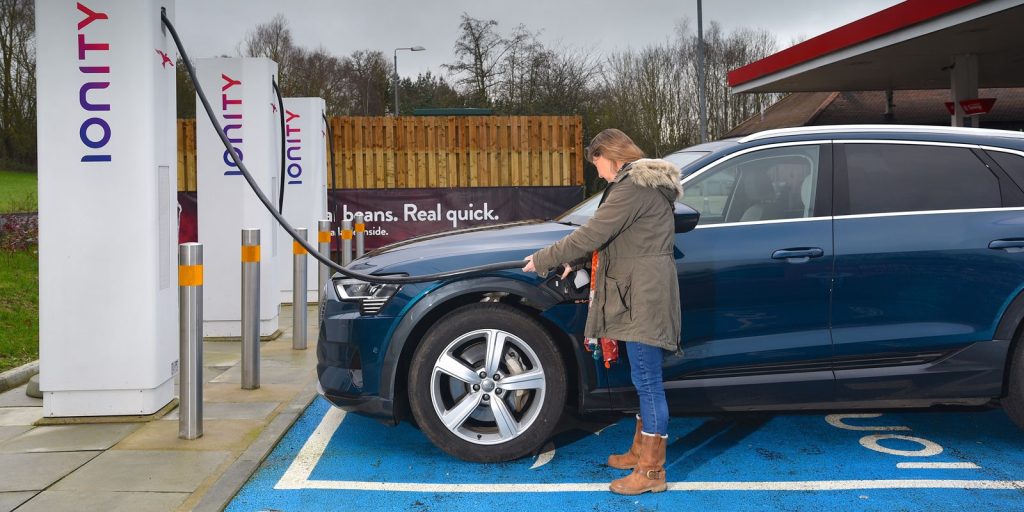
[831, 140, 1024, 402]
[606, 141, 837, 411]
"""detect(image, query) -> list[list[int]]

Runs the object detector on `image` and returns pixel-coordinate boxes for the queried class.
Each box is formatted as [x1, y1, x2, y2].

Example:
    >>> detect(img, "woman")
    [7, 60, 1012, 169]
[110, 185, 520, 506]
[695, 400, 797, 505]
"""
[522, 128, 681, 495]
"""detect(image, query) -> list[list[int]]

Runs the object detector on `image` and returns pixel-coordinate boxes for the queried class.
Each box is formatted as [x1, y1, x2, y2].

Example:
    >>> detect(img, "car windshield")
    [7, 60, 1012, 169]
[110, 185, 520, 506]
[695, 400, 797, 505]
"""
[555, 151, 709, 225]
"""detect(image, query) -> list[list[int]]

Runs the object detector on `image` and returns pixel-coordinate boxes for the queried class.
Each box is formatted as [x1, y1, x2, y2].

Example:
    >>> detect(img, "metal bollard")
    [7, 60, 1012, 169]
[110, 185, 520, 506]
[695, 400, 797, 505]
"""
[341, 219, 353, 266]
[318, 219, 332, 295]
[241, 229, 260, 390]
[293, 228, 309, 350]
[178, 243, 203, 440]
[354, 213, 365, 259]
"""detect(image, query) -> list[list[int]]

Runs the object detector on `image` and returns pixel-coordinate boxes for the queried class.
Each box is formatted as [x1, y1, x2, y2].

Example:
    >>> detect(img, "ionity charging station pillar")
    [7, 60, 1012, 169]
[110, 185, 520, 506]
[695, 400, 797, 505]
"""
[36, 0, 179, 417]
[278, 98, 328, 303]
[195, 58, 282, 338]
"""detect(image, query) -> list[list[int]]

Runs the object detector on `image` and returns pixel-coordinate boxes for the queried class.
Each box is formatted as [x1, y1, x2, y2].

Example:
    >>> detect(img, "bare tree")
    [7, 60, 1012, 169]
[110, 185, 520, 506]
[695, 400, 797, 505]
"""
[338, 50, 392, 116]
[0, 0, 36, 165]
[238, 14, 300, 84]
[287, 47, 345, 113]
[592, 18, 780, 162]
[443, 13, 506, 107]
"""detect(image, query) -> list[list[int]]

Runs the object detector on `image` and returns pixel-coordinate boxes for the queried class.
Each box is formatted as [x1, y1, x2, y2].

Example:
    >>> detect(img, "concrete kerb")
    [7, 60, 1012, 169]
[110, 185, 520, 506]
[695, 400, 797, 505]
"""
[192, 380, 319, 512]
[0, 360, 39, 393]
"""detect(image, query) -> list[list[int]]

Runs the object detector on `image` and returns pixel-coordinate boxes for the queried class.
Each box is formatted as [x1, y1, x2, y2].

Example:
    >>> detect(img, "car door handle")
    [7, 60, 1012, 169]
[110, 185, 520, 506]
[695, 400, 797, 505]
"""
[772, 247, 824, 260]
[990, 239, 1024, 252]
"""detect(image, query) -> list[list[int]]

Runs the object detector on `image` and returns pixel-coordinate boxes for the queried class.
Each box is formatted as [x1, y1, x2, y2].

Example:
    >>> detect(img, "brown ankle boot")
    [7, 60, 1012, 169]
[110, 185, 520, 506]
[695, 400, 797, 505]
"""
[609, 433, 667, 495]
[607, 416, 642, 470]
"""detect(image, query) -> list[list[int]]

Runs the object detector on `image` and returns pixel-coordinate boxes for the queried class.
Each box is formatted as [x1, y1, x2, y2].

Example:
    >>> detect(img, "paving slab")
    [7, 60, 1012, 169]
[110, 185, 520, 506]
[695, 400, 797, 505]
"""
[211, 365, 314, 385]
[203, 382, 303, 403]
[0, 423, 141, 453]
[0, 451, 99, 492]
[0, 426, 31, 445]
[161, 401, 279, 421]
[16, 490, 189, 512]
[0, 491, 36, 512]
[113, 419, 264, 452]
[0, 407, 42, 426]
[0, 385, 42, 408]
[52, 450, 231, 493]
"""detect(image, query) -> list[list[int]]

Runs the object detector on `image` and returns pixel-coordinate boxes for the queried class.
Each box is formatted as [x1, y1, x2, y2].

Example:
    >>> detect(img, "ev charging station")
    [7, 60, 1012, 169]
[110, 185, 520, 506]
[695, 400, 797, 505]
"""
[35, 0, 179, 417]
[278, 97, 328, 303]
[195, 58, 282, 338]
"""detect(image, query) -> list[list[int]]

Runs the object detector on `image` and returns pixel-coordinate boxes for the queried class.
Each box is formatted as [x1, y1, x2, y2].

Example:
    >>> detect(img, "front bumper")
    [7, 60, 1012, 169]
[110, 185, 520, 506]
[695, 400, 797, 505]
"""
[316, 291, 403, 425]
[317, 377, 397, 425]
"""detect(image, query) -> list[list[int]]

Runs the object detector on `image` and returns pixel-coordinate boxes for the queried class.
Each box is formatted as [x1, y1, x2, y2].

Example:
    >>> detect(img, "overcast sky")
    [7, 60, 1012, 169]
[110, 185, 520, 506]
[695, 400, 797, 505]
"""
[175, 0, 903, 78]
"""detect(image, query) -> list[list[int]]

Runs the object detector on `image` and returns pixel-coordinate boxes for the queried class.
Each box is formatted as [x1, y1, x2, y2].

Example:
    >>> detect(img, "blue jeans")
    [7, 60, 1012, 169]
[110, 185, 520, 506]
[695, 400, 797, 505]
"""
[626, 341, 669, 436]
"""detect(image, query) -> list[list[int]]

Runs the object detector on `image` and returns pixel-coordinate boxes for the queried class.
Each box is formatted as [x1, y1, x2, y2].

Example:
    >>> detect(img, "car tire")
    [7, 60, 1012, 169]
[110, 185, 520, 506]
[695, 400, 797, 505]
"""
[1005, 336, 1024, 430]
[408, 303, 567, 462]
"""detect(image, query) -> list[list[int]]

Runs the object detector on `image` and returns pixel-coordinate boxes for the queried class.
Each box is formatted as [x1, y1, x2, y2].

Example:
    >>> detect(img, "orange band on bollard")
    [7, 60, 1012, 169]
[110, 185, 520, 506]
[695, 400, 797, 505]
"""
[179, 265, 203, 286]
[241, 245, 261, 262]
[341, 230, 353, 240]
[355, 223, 365, 232]
[318, 231, 331, 243]
[293, 241, 307, 255]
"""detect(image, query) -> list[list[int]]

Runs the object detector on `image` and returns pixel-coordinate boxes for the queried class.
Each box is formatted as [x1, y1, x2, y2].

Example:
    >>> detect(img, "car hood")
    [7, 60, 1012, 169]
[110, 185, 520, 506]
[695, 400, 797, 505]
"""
[345, 221, 576, 276]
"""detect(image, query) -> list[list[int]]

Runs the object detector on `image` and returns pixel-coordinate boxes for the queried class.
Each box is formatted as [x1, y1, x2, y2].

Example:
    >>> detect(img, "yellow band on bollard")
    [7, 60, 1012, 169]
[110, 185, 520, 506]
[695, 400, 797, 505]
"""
[179, 265, 203, 287]
[241, 245, 261, 262]
[341, 230, 353, 240]
[318, 231, 331, 243]
[355, 223, 365, 232]
[293, 241, 308, 255]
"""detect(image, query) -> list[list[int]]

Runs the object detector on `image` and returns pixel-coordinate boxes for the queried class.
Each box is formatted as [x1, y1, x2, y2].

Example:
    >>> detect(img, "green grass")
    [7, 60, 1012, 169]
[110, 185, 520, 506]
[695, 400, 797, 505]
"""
[0, 249, 38, 372]
[0, 169, 38, 213]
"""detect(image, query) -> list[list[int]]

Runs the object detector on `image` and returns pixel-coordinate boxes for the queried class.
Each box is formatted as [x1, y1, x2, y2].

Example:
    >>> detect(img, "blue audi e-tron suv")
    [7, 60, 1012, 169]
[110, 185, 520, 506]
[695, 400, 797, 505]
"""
[317, 125, 1024, 462]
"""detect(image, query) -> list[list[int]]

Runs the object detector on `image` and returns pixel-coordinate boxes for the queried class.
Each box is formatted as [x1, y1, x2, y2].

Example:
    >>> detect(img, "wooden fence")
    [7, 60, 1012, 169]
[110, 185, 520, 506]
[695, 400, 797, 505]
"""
[177, 116, 583, 193]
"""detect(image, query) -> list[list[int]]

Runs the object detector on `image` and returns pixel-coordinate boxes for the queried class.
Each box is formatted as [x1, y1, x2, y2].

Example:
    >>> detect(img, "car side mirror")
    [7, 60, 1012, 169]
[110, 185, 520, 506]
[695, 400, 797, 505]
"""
[673, 202, 700, 233]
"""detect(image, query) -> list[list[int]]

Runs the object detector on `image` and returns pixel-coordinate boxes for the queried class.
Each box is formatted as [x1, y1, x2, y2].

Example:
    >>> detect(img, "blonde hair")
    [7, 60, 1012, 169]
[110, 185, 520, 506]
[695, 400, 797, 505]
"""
[585, 128, 645, 165]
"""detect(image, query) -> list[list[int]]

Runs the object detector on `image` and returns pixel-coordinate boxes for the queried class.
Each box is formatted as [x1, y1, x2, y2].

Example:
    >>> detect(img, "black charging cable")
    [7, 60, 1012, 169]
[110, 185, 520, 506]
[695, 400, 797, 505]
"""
[272, 78, 286, 213]
[322, 112, 339, 264]
[161, 9, 527, 285]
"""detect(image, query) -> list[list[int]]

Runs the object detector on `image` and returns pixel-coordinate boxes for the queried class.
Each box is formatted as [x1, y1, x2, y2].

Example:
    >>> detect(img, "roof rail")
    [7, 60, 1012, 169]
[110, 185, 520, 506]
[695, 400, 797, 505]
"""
[738, 124, 1024, 143]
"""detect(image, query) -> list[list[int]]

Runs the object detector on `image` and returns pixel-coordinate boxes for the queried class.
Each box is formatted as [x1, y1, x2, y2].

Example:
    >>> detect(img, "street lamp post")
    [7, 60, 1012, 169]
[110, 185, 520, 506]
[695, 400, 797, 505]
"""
[393, 46, 426, 116]
[697, 0, 708, 143]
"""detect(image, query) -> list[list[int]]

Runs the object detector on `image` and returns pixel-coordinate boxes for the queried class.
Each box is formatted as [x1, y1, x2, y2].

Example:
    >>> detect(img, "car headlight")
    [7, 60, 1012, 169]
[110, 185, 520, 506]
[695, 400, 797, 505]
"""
[334, 278, 401, 315]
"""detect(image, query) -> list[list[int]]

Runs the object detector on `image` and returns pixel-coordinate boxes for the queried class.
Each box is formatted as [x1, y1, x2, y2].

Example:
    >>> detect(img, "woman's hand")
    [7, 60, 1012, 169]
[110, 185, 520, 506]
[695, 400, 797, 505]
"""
[560, 263, 572, 279]
[522, 255, 536, 273]
[523, 256, 574, 278]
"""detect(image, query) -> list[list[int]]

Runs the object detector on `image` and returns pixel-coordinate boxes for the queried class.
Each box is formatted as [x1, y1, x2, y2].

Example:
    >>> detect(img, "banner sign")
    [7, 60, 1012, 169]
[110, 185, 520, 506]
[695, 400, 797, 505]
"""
[179, 186, 583, 251]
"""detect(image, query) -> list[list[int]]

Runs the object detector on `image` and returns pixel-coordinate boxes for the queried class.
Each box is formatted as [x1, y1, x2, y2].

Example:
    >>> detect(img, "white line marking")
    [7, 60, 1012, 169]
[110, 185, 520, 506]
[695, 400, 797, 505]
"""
[529, 441, 556, 470]
[292, 479, 1024, 493]
[860, 434, 943, 457]
[825, 414, 911, 432]
[897, 463, 981, 470]
[275, 407, 346, 490]
[275, 408, 1022, 493]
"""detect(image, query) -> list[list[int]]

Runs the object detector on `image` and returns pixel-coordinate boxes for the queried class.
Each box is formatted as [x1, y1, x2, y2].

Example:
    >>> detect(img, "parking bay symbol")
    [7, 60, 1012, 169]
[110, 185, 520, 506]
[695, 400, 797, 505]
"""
[826, 413, 980, 469]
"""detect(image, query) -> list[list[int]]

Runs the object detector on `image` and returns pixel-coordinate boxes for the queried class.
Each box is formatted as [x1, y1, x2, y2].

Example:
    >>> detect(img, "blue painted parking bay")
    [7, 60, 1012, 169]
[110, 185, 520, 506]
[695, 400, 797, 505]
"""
[228, 397, 1024, 511]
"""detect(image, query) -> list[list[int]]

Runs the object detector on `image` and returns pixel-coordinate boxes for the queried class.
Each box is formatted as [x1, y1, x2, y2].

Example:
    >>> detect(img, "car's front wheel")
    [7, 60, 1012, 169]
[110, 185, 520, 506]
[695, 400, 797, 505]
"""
[408, 303, 567, 462]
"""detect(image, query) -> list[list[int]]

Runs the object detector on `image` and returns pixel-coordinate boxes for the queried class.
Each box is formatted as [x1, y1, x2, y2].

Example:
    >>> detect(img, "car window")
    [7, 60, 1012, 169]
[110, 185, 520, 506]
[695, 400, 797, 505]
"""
[663, 151, 710, 170]
[681, 145, 821, 226]
[843, 144, 1000, 215]
[988, 150, 1024, 194]
[556, 153, 710, 225]
[555, 192, 601, 225]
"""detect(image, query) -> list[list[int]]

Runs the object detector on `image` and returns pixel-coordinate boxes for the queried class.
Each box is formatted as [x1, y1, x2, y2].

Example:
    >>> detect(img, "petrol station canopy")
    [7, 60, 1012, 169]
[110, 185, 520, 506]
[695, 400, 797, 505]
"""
[728, 0, 1024, 94]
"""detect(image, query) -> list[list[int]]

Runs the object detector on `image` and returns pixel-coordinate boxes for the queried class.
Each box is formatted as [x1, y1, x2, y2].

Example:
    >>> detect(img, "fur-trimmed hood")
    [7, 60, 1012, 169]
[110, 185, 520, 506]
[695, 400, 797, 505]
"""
[621, 158, 683, 200]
